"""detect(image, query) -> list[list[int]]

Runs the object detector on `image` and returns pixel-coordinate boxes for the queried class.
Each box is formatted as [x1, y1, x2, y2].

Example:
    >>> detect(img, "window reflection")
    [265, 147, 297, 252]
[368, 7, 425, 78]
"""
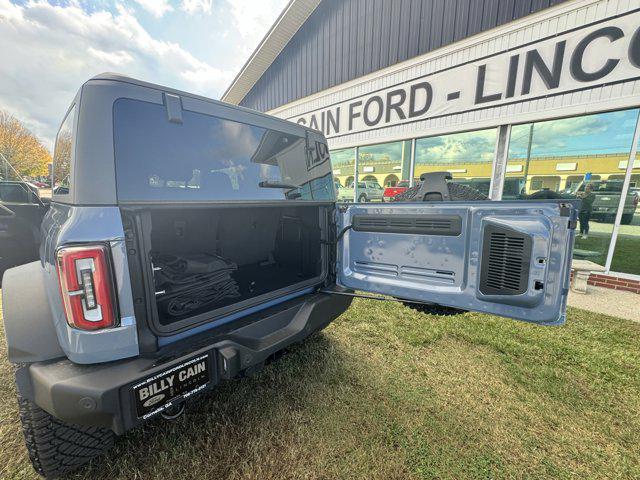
[114, 99, 333, 201]
[357, 141, 408, 202]
[326, 111, 639, 276]
[507, 109, 640, 274]
[415, 128, 497, 199]
[330, 141, 410, 202]
[330, 148, 356, 202]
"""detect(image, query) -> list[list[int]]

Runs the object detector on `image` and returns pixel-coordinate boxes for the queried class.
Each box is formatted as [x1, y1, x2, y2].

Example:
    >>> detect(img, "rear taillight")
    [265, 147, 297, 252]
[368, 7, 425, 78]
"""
[56, 245, 118, 330]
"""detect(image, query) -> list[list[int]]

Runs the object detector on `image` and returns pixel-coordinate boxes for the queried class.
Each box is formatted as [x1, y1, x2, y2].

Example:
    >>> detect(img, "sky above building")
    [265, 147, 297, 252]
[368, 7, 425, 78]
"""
[0, 0, 288, 148]
[2, 0, 640, 160]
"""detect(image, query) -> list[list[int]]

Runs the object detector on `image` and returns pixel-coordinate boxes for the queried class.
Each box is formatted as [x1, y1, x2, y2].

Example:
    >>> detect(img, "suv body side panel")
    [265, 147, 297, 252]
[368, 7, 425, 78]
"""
[41, 204, 138, 363]
[2, 261, 65, 363]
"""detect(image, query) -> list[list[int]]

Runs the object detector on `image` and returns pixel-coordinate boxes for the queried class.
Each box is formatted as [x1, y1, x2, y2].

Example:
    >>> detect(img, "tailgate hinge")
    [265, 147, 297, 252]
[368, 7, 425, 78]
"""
[318, 288, 431, 306]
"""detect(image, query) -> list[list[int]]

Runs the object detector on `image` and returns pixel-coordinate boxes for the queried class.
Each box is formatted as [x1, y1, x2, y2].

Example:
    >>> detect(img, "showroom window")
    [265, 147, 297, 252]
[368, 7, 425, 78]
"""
[330, 148, 356, 202]
[415, 128, 497, 198]
[356, 141, 409, 202]
[506, 109, 640, 275]
[328, 111, 638, 278]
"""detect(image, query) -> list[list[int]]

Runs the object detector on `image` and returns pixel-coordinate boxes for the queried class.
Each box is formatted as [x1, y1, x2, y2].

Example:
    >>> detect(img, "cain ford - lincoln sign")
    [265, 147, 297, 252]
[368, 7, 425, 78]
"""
[292, 14, 640, 138]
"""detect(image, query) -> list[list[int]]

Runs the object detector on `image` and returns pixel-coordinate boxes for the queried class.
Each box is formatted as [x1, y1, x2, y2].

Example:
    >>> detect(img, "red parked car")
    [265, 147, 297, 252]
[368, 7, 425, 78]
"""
[383, 180, 410, 201]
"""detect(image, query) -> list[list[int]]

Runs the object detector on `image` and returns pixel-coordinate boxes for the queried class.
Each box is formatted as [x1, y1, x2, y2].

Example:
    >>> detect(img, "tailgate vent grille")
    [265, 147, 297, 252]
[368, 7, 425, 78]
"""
[479, 226, 532, 296]
[415, 218, 455, 229]
[357, 217, 388, 228]
[352, 214, 462, 236]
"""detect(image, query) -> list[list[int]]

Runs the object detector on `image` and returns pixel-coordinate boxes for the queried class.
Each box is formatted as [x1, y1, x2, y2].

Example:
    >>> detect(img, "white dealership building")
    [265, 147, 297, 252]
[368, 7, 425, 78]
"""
[223, 0, 640, 288]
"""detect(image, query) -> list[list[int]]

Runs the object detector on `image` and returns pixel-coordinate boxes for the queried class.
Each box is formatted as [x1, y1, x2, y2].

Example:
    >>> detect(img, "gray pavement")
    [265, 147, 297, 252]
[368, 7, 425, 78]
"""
[568, 285, 639, 322]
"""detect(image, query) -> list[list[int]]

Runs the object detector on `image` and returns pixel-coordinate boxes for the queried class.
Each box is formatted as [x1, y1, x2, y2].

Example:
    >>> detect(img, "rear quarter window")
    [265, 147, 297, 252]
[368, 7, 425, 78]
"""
[113, 99, 334, 202]
[52, 105, 75, 197]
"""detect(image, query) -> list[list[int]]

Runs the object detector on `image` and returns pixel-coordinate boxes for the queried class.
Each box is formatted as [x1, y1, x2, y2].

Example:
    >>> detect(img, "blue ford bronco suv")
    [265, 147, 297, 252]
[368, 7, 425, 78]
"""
[2, 74, 578, 478]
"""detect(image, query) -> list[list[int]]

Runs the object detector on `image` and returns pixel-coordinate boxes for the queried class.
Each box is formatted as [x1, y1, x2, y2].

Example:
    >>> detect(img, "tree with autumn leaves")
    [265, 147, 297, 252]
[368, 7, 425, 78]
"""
[0, 110, 51, 180]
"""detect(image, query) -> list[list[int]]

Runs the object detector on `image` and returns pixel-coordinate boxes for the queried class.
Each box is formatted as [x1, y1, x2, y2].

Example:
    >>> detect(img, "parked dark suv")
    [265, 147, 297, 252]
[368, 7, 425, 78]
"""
[0, 180, 49, 283]
[2, 74, 578, 478]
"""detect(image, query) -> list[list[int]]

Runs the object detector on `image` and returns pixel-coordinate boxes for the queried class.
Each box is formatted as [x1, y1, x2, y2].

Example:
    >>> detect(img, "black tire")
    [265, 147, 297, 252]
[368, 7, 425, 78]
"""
[358, 193, 367, 202]
[404, 302, 466, 316]
[392, 181, 489, 202]
[621, 213, 634, 225]
[18, 393, 115, 479]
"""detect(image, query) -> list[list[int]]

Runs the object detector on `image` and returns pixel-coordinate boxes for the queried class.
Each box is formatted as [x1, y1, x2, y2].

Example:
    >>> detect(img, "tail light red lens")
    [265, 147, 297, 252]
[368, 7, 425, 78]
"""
[56, 245, 117, 330]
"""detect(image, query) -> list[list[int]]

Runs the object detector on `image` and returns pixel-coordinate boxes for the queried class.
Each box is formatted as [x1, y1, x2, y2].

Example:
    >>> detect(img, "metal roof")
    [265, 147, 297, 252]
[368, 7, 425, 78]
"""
[221, 0, 320, 105]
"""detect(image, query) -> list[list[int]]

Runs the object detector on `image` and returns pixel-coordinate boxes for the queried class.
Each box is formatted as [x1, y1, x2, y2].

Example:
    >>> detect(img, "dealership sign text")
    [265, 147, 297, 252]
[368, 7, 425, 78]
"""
[291, 14, 640, 138]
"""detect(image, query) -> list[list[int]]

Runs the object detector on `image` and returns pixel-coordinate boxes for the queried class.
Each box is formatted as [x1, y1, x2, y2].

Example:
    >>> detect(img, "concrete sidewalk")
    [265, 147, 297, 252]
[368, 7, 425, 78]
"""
[568, 286, 639, 322]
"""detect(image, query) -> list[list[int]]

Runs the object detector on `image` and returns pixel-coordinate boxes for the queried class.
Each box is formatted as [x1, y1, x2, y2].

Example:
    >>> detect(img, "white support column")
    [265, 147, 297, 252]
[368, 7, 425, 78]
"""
[604, 110, 640, 272]
[409, 138, 416, 187]
[489, 125, 511, 200]
[353, 146, 359, 202]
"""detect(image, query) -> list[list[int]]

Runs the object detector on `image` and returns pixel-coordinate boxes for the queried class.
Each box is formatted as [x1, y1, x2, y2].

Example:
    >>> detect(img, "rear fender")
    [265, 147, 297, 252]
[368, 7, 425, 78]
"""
[2, 261, 65, 363]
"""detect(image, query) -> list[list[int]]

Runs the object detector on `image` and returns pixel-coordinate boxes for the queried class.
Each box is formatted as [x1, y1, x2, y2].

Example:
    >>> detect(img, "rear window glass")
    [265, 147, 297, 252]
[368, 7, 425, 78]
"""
[52, 105, 75, 196]
[113, 99, 334, 202]
[0, 183, 36, 203]
[577, 181, 624, 192]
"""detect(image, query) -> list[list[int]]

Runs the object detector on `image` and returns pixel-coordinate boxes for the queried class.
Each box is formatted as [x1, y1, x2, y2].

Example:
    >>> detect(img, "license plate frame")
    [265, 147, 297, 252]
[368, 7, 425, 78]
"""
[132, 353, 211, 420]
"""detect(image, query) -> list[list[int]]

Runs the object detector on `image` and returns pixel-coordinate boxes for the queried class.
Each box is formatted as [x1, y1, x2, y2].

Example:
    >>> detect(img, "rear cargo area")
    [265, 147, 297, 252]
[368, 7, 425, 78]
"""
[145, 205, 326, 328]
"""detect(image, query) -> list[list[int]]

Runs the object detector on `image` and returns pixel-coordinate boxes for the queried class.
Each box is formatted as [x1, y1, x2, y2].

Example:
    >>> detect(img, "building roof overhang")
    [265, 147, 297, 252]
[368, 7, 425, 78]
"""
[221, 0, 320, 105]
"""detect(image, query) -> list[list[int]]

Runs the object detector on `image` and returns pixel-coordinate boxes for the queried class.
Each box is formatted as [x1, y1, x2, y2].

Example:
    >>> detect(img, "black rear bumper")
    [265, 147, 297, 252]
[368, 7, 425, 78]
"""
[16, 292, 351, 435]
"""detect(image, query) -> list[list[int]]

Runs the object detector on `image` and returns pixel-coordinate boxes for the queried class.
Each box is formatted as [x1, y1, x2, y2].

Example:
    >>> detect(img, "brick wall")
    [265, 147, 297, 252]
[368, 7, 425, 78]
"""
[587, 274, 640, 294]
[569, 272, 640, 294]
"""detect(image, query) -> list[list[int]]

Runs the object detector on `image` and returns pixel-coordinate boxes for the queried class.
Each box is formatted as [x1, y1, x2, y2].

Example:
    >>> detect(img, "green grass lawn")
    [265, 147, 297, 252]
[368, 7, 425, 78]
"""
[1, 298, 639, 479]
[574, 233, 640, 275]
[608, 234, 640, 275]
